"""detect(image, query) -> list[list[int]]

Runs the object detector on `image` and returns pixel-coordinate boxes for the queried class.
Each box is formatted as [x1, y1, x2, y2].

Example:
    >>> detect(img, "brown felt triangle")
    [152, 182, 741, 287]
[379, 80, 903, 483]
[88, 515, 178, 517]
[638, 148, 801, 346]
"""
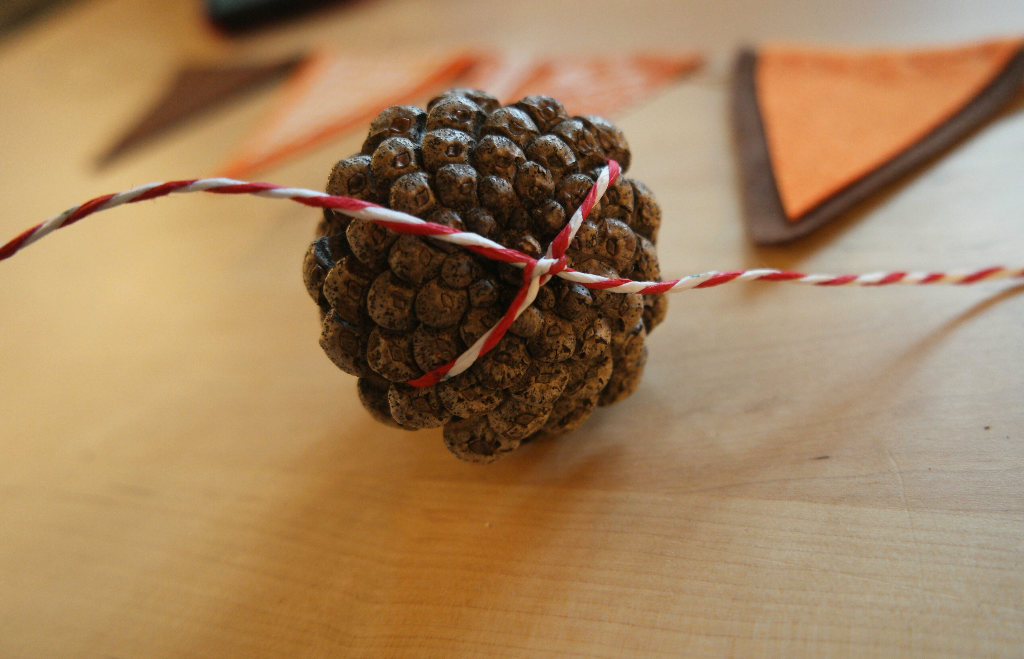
[98, 55, 305, 167]
[734, 38, 1024, 244]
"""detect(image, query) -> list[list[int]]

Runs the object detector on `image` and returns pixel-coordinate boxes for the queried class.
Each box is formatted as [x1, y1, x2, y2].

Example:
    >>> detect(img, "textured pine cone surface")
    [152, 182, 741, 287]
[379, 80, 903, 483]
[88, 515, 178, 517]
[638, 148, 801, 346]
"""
[302, 90, 667, 463]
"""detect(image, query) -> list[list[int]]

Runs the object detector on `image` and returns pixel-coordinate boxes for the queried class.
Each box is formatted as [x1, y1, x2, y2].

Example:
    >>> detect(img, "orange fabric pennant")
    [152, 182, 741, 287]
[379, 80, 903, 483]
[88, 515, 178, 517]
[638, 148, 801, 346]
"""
[220, 50, 476, 178]
[467, 52, 702, 117]
[756, 38, 1024, 221]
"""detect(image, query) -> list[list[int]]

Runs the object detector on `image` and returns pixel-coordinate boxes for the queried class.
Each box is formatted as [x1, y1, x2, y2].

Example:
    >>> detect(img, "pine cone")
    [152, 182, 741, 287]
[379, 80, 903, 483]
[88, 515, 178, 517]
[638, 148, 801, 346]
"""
[302, 90, 667, 463]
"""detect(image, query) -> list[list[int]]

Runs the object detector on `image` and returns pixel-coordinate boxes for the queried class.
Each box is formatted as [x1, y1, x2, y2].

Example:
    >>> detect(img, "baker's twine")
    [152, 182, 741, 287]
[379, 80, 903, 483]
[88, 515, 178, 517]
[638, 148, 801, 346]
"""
[3, 161, 1021, 387]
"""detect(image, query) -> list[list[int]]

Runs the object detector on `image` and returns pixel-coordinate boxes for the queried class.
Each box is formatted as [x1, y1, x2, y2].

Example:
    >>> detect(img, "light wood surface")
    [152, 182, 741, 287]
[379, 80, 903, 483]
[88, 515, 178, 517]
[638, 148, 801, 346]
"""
[1, 1, 1023, 656]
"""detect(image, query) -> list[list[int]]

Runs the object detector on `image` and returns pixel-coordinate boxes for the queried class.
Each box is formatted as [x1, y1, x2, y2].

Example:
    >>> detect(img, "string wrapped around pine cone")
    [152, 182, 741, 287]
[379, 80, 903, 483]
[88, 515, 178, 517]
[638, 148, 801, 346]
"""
[301, 89, 667, 463]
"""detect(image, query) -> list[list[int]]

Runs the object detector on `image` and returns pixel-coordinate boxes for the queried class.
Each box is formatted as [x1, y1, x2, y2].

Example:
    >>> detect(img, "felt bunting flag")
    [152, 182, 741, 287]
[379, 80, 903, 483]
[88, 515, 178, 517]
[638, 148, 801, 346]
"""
[466, 52, 703, 116]
[219, 50, 476, 178]
[734, 37, 1024, 244]
[98, 56, 306, 167]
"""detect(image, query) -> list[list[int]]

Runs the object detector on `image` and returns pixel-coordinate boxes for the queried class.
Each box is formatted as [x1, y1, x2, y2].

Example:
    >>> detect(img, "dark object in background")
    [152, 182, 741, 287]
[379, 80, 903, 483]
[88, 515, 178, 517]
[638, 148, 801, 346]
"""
[0, 0, 78, 37]
[98, 56, 305, 167]
[303, 91, 668, 463]
[207, 0, 344, 32]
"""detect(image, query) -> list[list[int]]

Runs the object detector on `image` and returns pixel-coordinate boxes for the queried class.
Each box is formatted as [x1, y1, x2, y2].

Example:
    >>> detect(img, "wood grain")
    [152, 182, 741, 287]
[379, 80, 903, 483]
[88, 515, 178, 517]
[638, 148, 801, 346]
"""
[1, 0, 1022, 657]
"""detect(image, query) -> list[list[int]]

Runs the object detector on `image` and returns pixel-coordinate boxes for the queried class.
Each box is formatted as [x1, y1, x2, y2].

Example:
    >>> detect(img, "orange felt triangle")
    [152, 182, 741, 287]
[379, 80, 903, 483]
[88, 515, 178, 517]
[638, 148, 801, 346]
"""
[467, 53, 702, 116]
[220, 50, 476, 178]
[757, 38, 1024, 221]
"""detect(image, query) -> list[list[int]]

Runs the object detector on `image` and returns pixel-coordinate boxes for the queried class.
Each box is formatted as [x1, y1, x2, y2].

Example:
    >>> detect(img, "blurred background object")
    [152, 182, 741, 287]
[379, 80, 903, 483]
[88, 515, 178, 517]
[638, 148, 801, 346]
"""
[0, 0, 78, 35]
[218, 50, 701, 178]
[466, 52, 703, 115]
[206, 0, 348, 33]
[98, 55, 305, 167]
[218, 49, 474, 177]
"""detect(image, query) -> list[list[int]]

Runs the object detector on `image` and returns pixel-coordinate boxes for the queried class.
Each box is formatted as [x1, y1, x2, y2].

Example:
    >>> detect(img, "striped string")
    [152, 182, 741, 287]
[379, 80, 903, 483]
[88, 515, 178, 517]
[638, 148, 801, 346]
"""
[3, 163, 1021, 387]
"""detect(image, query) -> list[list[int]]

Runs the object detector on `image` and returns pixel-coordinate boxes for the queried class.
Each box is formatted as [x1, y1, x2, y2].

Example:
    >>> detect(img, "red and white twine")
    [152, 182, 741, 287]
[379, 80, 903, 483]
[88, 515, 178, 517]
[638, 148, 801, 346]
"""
[2, 161, 1022, 387]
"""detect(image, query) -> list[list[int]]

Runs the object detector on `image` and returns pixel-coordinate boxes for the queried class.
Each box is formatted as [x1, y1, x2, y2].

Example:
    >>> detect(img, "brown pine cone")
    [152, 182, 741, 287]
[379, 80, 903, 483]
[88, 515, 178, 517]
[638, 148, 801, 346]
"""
[302, 91, 666, 463]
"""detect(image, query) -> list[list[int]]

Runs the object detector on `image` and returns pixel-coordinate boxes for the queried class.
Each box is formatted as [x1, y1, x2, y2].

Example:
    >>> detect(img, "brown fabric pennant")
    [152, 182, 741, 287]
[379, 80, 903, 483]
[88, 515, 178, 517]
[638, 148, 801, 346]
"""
[98, 56, 305, 167]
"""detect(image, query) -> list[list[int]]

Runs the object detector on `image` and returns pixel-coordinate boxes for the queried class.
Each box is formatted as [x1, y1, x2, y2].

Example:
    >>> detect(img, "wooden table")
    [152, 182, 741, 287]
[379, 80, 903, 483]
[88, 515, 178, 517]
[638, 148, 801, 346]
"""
[2, 0, 1022, 656]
